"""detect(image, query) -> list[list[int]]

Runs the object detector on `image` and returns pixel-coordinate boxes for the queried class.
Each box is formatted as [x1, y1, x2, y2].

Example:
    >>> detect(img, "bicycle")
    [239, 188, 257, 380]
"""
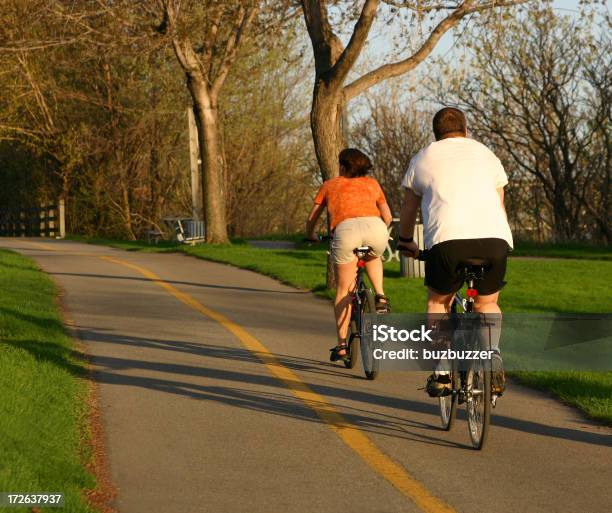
[417, 250, 502, 450]
[344, 246, 379, 380]
[304, 237, 381, 380]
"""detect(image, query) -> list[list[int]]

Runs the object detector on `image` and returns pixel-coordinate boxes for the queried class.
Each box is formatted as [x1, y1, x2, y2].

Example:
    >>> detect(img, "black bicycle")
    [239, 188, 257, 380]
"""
[418, 251, 501, 450]
[304, 237, 379, 379]
[343, 246, 379, 380]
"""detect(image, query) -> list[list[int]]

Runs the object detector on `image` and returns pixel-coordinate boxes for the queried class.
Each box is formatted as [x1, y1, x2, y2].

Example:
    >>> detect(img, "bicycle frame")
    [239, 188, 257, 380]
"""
[452, 267, 484, 314]
[351, 260, 368, 329]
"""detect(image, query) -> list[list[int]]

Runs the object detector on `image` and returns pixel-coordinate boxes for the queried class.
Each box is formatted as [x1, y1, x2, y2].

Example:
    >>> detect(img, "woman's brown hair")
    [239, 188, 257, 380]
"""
[339, 148, 372, 178]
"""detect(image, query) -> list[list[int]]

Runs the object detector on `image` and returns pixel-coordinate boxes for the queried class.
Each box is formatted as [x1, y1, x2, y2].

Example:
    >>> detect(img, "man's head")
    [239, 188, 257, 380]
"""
[432, 107, 467, 141]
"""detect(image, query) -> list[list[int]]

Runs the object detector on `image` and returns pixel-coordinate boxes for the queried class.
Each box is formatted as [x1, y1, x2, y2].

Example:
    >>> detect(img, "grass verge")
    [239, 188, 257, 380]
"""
[511, 241, 611, 260]
[72, 237, 612, 424]
[0, 249, 97, 512]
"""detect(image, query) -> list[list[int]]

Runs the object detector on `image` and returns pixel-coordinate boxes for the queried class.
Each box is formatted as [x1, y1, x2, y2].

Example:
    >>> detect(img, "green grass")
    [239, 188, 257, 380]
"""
[512, 371, 612, 423]
[512, 240, 611, 260]
[0, 250, 96, 512]
[73, 236, 612, 424]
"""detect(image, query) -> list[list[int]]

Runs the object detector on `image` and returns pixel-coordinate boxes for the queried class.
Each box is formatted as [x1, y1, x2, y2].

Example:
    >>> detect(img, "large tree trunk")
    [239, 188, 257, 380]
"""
[311, 81, 345, 180]
[189, 82, 229, 243]
[311, 81, 345, 288]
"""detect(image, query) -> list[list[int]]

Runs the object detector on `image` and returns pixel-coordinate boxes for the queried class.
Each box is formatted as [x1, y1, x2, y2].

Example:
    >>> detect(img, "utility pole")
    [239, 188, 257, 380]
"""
[188, 107, 203, 221]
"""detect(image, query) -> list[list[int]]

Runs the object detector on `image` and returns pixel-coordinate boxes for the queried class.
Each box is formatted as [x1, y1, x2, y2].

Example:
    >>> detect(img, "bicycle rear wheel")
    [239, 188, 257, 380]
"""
[439, 372, 457, 430]
[466, 360, 491, 449]
[359, 289, 379, 380]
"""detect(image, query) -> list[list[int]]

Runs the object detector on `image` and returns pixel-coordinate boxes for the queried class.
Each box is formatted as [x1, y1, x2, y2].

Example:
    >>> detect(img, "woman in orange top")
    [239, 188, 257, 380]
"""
[306, 148, 393, 361]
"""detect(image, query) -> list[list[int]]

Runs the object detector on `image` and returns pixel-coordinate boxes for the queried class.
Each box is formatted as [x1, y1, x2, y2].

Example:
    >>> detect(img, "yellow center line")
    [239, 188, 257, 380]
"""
[100, 255, 457, 513]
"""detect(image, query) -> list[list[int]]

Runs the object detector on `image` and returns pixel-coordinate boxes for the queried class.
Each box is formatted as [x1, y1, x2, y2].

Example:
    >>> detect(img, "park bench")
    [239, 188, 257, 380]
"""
[162, 217, 206, 245]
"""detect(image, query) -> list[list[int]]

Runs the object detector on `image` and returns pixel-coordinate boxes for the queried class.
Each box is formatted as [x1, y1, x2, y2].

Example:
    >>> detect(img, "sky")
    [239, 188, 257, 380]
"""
[323, 0, 602, 122]
[364, 0, 586, 66]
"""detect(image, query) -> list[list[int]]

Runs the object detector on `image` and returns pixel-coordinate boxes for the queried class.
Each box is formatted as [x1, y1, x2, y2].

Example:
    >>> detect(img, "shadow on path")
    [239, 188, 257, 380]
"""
[76, 328, 612, 449]
[5, 304, 609, 450]
[49, 272, 310, 295]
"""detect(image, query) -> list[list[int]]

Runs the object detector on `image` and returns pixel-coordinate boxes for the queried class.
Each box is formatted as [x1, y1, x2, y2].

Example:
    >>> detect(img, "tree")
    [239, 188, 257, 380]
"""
[448, 6, 611, 243]
[299, 0, 528, 182]
[0, 0, 313, 240]
[0, 1, 192, 238]
[155, 1, 260, 243]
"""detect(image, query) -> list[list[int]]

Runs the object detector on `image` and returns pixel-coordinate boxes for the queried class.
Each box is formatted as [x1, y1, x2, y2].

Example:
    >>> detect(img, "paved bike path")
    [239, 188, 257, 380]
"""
[1, 239, 610, 513]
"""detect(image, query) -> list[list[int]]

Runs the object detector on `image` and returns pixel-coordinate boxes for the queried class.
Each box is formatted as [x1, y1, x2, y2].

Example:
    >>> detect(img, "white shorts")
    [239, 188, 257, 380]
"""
[332, 217, 388, 265]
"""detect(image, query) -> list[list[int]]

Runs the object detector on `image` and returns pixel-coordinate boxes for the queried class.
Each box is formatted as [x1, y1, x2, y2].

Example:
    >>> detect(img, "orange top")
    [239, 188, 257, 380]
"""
[314, 176, 387, 230]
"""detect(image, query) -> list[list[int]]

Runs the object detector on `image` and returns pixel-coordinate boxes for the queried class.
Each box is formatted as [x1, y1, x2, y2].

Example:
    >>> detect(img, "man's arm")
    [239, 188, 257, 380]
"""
[400, 187, 420, 239]
[498, 186, 512, 224]
[398, 187, 421, 256]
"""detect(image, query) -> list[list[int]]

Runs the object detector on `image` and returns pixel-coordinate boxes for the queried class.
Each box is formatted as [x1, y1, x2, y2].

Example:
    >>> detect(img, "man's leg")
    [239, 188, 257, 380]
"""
[474, 292, 501, 351]
[474, 292, 505, 393]
[427, 287, 454, 315]
[425, 288, 455, 395]
[474, 292, 500, 313]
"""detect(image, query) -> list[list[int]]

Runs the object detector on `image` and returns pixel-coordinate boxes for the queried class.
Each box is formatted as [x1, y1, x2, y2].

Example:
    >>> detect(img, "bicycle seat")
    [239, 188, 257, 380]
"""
[459, 257, 488, 268]
[353, 246, 374, 259]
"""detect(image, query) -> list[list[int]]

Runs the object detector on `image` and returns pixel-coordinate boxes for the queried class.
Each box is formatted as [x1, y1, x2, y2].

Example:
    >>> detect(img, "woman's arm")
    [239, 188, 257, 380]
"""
[306, 202, 325, 240]
[378, 202, 393, 227]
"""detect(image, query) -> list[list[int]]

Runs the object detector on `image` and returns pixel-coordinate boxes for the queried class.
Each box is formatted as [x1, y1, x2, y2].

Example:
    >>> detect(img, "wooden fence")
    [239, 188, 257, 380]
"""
[0, 199, 65, 238]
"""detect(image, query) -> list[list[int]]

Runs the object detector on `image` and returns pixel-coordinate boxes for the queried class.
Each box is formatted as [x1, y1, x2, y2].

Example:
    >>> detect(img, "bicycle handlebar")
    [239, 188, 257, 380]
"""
[395, 240, 428, 261]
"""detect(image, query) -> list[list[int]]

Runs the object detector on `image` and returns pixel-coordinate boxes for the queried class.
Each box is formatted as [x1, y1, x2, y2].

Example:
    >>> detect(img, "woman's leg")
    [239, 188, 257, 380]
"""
[364, 256, 384, 296]
[363, 217, 390, 302]
[334, 260, 358, 349]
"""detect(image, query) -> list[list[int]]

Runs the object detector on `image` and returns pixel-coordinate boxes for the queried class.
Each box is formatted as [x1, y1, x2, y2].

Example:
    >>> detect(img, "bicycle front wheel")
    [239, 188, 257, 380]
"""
[466, 361, 491, 449]
[359, 289, 379, 380]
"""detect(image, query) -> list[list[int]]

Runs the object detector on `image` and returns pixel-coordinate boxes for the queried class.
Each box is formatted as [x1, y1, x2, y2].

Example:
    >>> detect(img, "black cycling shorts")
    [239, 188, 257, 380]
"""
[425, 238, 510, 295]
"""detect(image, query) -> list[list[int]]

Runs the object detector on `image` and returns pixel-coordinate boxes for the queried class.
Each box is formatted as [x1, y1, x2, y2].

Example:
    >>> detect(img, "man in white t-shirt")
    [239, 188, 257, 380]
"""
[397, 107, 512, 396]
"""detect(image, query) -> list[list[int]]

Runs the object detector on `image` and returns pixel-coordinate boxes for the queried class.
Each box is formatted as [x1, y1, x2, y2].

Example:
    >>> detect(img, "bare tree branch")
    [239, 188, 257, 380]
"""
[211, 4, 259, 99]
[344, 0, 528, 100]
[329, 0, 379, 84]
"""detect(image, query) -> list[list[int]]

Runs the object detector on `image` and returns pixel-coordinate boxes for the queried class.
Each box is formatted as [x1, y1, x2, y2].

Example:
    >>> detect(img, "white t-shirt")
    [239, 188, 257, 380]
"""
[402, 137, 513, 249]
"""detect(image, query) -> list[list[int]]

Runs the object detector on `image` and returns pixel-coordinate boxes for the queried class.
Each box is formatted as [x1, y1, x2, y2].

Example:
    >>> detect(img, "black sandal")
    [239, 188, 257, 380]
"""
[330, 342, 348, 362]
[375, 294, 391, 313]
